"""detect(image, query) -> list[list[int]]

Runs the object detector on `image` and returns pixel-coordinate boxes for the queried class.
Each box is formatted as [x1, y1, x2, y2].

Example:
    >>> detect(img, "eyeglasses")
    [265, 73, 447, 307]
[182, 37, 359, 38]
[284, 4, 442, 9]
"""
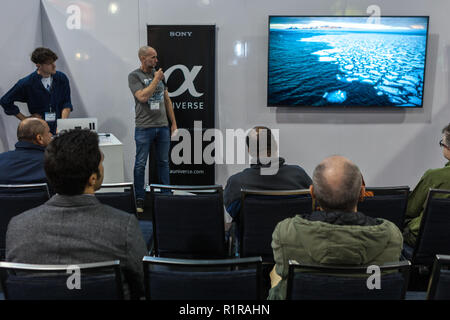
[439, 139, 449, 149]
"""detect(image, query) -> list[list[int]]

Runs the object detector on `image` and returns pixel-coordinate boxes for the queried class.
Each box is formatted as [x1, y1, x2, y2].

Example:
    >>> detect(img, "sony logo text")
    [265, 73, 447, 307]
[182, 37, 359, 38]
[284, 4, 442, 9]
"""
[169, 31, 192, 37]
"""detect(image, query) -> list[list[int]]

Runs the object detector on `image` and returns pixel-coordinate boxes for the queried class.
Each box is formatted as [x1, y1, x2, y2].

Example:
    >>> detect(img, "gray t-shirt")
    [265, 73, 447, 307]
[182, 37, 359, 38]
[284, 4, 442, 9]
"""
[128, 68, 169, 128]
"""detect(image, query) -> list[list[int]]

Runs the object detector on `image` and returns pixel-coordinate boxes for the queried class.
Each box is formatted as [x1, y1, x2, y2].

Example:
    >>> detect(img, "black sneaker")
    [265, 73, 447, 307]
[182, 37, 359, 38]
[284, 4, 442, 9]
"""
[136, 199, 145, 214]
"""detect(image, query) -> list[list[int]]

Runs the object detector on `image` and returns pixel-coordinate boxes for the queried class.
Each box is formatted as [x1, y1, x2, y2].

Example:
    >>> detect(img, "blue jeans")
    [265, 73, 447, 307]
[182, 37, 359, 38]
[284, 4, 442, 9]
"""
[134, 126, 170, 200]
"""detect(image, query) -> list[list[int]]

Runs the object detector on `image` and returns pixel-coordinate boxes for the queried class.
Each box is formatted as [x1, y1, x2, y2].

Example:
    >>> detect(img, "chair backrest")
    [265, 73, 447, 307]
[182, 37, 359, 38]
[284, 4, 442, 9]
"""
[286, 260, 411, 300]
[427, 254, 450, 300]
[0, 260, 124, 300]
[143, 256, 262, 300]
[95, 182, 137, 215]
[0, 183, 50, 259]
[357, 186, 409, 231]
[412, 189, 450, 266]
[239, 189, 312, 262]
[150, 184, 227, 259]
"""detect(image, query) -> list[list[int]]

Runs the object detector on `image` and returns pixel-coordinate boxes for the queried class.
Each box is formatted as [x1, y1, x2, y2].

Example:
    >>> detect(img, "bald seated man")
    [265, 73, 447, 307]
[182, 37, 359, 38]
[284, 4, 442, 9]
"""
[268, 155, 403, 300]
[0, 117, 52, 184]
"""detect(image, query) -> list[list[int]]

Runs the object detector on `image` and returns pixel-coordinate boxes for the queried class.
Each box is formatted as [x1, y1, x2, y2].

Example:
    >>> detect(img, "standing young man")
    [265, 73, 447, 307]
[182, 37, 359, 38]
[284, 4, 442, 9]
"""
[0, 47, 73, 134]
[128, 46, 177, 212]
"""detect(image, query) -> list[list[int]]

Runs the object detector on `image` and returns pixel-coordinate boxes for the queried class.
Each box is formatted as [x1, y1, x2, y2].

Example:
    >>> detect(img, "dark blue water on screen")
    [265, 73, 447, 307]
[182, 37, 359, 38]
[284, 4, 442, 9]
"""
[268, 29, 426, 107]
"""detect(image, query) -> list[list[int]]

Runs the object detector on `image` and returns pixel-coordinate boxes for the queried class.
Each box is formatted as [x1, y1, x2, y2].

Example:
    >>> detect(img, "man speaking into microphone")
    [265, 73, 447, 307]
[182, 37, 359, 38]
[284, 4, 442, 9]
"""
[128, 46, 177, 213]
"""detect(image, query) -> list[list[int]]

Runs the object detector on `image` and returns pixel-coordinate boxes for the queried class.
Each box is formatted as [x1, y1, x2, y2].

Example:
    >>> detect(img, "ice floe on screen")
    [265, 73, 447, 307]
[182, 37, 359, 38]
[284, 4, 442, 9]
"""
[300, 33, 426, 106]
[319, 57, 337, 62]
[323, 90, 347, 103]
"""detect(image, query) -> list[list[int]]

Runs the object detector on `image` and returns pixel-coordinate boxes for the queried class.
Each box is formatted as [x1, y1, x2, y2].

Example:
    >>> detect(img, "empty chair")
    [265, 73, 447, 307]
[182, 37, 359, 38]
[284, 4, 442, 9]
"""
[143, 256, 262, 300]
[286, 260, 411, 300]
[0, 183, 50, 259]
[238, 189, 312, 299]
[150, 184, 227, 259]
[357, 186, 409, 231]
[0, 260, 124, 300]
[95, 182, 137, 215]
[427, 254, 450, 300]
[239, 189, 312, 262]
[403, 189, 450, 267]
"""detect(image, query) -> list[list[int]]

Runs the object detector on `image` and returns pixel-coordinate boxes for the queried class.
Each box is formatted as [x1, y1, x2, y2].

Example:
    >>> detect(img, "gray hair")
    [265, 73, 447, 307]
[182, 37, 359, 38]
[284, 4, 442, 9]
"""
[138, 46, 152, 59]
[312, 158, 362, 212]
[442, 123, 450, 146]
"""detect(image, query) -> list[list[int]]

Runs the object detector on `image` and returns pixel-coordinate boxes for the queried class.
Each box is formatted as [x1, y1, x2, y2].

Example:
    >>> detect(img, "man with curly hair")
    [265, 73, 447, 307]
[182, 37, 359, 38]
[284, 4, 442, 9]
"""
[5, 129, 148, 299]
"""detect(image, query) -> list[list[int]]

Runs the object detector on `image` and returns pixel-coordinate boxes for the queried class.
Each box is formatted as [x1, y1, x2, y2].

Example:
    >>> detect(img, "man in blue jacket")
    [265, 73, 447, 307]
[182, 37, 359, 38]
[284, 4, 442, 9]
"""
[0, 47, 73, 134]
[0, 118, 52, 184]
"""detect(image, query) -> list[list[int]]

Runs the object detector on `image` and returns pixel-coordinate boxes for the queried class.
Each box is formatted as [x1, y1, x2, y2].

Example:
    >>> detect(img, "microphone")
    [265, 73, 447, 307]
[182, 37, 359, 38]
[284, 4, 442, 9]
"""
[155, 63, 167, 86]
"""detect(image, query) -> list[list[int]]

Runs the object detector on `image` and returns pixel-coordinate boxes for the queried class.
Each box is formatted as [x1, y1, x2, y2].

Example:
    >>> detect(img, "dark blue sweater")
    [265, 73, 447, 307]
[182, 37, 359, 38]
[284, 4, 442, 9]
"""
[0, 141, 47, 185]
[0, 70, 73, 134]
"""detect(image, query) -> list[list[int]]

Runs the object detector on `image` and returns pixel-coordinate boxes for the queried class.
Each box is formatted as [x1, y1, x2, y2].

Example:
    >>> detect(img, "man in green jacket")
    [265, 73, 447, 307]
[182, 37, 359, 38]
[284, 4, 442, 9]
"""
[268, 155, 403, 300]
[403, 123, 450, 246]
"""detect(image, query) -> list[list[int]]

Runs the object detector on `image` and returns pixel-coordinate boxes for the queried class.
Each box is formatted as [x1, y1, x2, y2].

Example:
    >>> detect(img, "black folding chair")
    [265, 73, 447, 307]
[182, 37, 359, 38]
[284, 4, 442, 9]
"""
[239, 189, 312, 262]
[287, 260, 411, 300]
[0, 260, 124, 300]
[404, 189, 450, 267]
[358, 186, 409, 231]
[150, 184, 227, 259]
[95, 182, 137, 215]
[0, 183, 50, 259]
[143, 256, 262, 300]
[238, 189, 312, 299]
[427, 254, 450, 300]
[96, 182, 153, 250]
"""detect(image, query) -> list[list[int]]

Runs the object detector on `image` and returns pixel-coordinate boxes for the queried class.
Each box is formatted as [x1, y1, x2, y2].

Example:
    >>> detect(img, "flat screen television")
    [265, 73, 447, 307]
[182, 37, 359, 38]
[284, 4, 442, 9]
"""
[267, 16, 429, 108]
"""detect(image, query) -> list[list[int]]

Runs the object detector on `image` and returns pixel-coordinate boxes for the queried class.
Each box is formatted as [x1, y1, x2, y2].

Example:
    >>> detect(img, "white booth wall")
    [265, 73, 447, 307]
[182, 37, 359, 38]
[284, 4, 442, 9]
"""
[0, 0, 42, 152]
[1, 0, 449, 190]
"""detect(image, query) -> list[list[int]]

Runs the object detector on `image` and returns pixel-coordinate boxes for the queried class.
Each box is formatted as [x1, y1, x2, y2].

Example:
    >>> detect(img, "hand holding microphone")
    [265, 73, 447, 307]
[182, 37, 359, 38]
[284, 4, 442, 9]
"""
[154, 64, 167, 86]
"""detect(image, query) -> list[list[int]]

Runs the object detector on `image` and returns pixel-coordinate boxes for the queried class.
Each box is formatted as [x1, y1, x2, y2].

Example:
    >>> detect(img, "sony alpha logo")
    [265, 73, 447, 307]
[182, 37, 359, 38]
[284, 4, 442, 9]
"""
[169, 31, 192, 37]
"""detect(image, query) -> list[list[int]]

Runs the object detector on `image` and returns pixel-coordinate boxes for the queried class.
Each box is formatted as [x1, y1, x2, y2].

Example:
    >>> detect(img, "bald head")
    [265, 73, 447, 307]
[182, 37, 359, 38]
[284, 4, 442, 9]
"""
[138, 46, 155, 59]
[312, 155, 363, 212]
[138, 46, 158, 72]
[17, 118, 52, 147]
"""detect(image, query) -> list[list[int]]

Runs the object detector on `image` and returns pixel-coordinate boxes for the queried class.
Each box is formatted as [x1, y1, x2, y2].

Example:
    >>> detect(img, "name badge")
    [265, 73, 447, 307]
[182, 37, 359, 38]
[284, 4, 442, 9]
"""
[45, 112, 56, 122]
[150, 101, 160, 110]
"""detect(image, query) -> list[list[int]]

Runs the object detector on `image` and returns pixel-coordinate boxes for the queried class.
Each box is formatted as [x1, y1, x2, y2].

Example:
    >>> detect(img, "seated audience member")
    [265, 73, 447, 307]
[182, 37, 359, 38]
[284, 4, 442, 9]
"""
[223, 126, 312, 222]
[0, 117, 52, 184]
[5, 129, 148, 299]
[268, 155, 403, 300]
[404, 123, 450, 246]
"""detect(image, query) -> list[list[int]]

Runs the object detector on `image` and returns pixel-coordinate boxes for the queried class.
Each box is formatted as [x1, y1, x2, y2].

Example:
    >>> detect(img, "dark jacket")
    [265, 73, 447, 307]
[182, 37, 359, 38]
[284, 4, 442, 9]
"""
[6, 194, 148, 299]
[0, 141, 47, 185]
[0, 71, 73, 134]
[268, 211, 403, 300]
[224, 157, 312, 219]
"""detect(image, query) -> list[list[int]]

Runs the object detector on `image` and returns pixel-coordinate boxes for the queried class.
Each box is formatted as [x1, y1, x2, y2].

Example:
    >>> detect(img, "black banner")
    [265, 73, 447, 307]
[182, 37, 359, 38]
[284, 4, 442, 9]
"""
[147, 25, 215, 185]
